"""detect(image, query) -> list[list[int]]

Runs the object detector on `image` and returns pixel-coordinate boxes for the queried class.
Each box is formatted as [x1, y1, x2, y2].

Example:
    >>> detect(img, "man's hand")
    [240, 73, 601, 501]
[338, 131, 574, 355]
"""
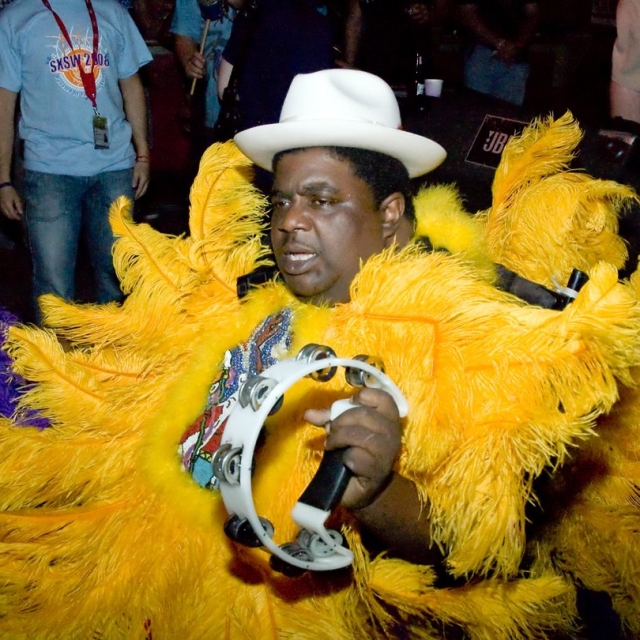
[306, 387, 439, 564]
[185, 50, 207, 80]
[494, 39, 523, 65]
[0, 185, 24, 221]
[304, 387, 402, 511]
[132, 159, 150, 199]
[119, 73, 150, 199]
[174, 34, 207, 81]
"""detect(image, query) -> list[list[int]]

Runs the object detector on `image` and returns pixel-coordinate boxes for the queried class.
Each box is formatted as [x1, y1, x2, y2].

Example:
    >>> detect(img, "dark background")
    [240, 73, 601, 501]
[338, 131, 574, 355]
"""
[1, 0, 634, 323]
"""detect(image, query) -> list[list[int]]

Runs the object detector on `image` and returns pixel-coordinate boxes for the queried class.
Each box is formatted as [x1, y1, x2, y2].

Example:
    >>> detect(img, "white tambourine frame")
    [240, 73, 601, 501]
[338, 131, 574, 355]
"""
[215, 353, 408, 572]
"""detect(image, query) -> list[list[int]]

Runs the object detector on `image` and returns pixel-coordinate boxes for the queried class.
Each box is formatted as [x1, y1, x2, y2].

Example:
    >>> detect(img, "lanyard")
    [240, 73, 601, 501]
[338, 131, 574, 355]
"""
[41, 0, 99, 111]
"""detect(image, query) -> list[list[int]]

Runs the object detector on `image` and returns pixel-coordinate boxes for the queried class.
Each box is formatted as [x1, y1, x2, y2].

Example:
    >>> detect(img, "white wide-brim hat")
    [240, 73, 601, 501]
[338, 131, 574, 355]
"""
[234, 69, 446, 178]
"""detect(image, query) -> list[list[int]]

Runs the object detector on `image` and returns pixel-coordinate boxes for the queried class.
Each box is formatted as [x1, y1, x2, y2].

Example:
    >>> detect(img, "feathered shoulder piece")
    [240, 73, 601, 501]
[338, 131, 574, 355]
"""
[413, 184, 495, 280]
[5, 142, 273, 437]
[337, 245, 640, 580]
[478, 112, 638, 288]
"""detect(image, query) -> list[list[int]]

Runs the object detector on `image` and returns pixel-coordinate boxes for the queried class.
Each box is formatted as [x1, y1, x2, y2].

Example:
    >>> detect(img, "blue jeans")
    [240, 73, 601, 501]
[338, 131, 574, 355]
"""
[464, 44, 530, 106]
[23, 169, 133, 322]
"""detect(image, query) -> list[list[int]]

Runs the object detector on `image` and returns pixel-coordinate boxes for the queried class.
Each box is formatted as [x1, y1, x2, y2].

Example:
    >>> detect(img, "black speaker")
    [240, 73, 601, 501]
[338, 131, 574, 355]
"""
[404, 88, 536, 212]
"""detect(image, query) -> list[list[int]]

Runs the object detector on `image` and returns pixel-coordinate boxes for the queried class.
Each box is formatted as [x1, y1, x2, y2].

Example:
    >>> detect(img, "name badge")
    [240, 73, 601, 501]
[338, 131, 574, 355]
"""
[93, 114, 109, 149]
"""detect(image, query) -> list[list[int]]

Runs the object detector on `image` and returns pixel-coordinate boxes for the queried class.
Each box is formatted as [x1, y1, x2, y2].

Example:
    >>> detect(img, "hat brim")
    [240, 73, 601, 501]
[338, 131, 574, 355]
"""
[234, 120, 447, 178]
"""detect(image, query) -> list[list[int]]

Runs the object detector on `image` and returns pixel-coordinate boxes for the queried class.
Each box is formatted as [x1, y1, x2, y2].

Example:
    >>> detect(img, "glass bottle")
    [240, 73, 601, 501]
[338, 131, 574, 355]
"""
[413, 50, 428, 112]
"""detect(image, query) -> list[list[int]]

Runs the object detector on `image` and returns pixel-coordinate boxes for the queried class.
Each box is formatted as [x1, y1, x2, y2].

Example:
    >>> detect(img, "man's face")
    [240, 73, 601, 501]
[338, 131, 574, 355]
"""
[270, 147, 402, 306]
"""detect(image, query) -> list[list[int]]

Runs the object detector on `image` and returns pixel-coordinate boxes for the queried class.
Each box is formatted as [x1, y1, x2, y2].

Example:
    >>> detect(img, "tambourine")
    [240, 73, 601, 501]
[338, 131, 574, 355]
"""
[211, 344, 408, 576]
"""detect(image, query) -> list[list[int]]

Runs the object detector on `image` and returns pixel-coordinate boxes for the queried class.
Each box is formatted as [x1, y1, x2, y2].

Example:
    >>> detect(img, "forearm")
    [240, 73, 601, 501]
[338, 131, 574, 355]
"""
[0, 88, 17, 183]
[174, 34, 198, 73]
[457, 4, 503, 49]
[342, 0, 363, 67]
[0, 87, 23, 219]
[515, 3, 540, 48]
[119, 74, 149, 157]
[217, 57, 233, 100]
[352, 472, 443, 565]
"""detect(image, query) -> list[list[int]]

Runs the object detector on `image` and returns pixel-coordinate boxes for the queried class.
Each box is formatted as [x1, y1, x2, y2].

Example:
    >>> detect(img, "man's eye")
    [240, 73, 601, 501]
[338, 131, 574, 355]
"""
[311, 198, 333, 207]
[271, 199, 289, 209]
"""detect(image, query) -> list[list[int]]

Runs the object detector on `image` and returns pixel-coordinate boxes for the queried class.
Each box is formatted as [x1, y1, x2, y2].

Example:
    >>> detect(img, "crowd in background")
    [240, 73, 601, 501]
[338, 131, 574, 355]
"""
[0, 0, 637, 319]
[165, 0, 631, 144]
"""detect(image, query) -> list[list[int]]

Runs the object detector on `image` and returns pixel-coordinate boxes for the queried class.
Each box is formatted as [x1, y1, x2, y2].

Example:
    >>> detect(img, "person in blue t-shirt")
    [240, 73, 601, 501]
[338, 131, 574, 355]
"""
[0, 0, 152, 324]
[171, 0, 243, 151]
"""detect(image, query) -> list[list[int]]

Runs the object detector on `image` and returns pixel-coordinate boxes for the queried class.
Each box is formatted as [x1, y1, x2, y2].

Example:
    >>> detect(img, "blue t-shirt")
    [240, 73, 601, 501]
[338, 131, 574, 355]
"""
[170, 0, 234, 128]
[0, 0, 152, 176]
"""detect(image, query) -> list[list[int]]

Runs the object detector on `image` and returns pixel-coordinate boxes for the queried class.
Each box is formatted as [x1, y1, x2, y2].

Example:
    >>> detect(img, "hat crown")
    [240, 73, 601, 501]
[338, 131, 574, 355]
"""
[279, 69, 402, 130]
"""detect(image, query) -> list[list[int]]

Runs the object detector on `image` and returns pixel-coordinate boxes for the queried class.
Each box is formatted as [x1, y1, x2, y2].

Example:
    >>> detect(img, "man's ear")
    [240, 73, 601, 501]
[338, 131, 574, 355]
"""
[380, 192, 405, 247]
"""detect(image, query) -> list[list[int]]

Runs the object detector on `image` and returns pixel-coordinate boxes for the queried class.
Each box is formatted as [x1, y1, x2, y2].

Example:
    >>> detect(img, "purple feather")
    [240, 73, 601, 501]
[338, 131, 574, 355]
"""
[0, 309, 49, 429]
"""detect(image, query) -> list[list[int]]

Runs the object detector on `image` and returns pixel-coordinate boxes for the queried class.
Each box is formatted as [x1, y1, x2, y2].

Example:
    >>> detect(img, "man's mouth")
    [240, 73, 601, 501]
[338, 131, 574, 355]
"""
[279, 250, 317, 274]
[287, 252, 315, 262]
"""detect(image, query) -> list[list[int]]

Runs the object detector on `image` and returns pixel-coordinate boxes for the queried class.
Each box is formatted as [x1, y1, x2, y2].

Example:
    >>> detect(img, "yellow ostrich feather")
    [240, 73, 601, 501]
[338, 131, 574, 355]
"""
[530, 264, 640, 637]
[187, 140, 271, 277]
[492, 111, 583, 208]
[367, 558, 576, 640]
[1, 136, 640, 639]
[479, 112, 637, 288]
[111, 196, 196, 298]
[338, 251, 640, 578]
[529, 361, 640, 634]
[413, 184, 495, 280]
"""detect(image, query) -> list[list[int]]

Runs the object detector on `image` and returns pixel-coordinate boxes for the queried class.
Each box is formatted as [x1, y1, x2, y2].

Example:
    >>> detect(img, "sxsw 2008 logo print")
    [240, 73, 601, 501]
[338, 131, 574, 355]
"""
[466, 115, 527, 169]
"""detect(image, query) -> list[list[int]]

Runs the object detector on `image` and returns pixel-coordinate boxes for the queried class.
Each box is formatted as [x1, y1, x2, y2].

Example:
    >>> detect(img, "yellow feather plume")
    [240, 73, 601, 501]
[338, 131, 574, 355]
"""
[479, 112, 637, 288]
[1, 125, 640, 639]
[413, 184, 495, 280]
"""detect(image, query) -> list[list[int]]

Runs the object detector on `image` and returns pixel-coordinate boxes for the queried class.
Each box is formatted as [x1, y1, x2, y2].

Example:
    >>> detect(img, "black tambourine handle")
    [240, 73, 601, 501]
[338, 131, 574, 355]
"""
[298, 449, 351, 513]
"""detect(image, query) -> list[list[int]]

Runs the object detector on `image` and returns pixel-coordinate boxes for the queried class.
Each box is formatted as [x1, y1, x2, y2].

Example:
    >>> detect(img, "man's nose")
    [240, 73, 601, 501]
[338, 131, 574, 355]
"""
[277, 198, 310, 231]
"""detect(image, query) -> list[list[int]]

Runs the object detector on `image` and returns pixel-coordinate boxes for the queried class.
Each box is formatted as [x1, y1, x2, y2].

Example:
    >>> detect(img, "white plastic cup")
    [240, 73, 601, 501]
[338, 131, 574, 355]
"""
[424, 78, 443, 98]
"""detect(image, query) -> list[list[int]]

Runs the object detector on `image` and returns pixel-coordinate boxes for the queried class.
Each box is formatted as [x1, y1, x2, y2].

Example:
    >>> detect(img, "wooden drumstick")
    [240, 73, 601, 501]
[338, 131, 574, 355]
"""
[190, 18, 211, 96]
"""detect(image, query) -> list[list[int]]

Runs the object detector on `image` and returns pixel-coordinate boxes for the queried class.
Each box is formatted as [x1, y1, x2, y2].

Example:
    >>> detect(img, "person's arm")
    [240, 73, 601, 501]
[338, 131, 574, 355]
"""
[457, 1, 539, 64]
[305, 387, 442, 564]
[217, 6, 248, 97]
[217, 56, 233, 100]
[352, 470, 441, 564]
[174, 32, 207, 81]
[456, 2, 503, 51]
[611, 80, 640, 123]
[0, 87, 23, 221]
[514, 2, 540, 50]
[340, 0, 363, 68]
[119, 73, 150, 199]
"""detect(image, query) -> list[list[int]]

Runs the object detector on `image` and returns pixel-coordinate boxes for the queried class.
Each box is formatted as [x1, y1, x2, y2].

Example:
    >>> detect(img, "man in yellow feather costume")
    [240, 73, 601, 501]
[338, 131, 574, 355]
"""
[2, 68, 640, 639]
